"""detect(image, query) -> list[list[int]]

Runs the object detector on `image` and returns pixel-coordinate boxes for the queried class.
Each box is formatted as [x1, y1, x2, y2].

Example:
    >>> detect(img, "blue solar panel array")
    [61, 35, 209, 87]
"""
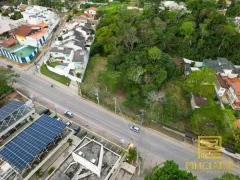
[0, 115, 67, 169]
[0, 100, 25, 120]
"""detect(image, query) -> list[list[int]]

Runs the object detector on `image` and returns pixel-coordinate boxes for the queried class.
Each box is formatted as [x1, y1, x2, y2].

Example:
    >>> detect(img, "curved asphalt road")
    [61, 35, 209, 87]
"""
[1, 60, 239, 180]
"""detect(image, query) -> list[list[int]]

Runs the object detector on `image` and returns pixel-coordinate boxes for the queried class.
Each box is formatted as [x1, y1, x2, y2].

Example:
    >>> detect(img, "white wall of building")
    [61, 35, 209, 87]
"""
[50, 50, 74, 62]
[0, 19, 11, 34]
[227, 87, 237, 104]
[76, 27, 90, 39]
[84, 9, 96, 15]
[215, 85, 226, 97]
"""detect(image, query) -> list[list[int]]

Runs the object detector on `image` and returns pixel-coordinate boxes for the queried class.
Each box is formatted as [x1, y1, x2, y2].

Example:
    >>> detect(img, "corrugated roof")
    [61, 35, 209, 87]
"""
[0, 38, 18, 48]
[50, 47, 72, 54]
[86, 7, 98, 11]
[193, 94, 208, 106]
[28, 28, 48, 39]
[72, 50, 84, 63]
[15, 25, 32, 37]
[216, 74, 228, 89]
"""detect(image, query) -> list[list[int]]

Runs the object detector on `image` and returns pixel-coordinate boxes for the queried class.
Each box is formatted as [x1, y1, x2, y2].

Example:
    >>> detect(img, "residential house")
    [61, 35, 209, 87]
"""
[84, 7, 98, 16]
[75, 26, 91, 39]
[184, 63, 191, 78]
[216, 0, 231, 7]
[15, 23, 48, 47]
[190, 94, 208, 110]
[0, 18, 11, 34]
[215, 74, 229, 97]
[17, 3, 28, 12]
[21, 5, 48, 23]
[0, 38, 18, 48]
[72, 14, 89, 23]
[225, 78, 240, 109]
[203, 57, 240, 78]
[160, 1, 187, 11]
[49, 47, 74, 62]
[0, 14, 25, 35]
[21, 5, 60, 36]
[63, 39, 85, 51]
[59, 24, 93, 46]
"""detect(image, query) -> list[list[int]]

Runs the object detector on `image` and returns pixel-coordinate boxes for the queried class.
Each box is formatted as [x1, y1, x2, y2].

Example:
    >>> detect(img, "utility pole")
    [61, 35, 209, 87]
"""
[78, 82, 82, 96]
[95, 88, 99, 105]
[29, 94, 35, 108]
[53, 104, 58, 114]
[113, 97, 117, 114]
[140, 109, 145, 125]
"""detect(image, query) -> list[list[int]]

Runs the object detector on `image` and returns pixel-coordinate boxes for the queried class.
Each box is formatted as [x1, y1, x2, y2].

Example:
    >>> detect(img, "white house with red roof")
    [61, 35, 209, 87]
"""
[15, 23, 48, 47]
[84, 7, 98, 19]
[84, 7, 98, 15]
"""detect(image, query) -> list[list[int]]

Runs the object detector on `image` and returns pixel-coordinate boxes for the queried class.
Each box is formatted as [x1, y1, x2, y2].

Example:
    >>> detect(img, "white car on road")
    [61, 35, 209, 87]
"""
[130, 125, 140, 133]
[64, 111, 74, 118]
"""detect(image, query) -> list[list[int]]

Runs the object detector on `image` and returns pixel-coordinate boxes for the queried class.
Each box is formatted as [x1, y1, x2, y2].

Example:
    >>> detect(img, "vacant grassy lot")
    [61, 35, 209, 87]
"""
[40, 64, 71, 86]
[99, 2, 135, 14]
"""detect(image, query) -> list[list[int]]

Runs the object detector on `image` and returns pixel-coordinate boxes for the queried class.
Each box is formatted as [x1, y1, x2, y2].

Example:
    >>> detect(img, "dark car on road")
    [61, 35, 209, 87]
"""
[72, 125, 81, 135]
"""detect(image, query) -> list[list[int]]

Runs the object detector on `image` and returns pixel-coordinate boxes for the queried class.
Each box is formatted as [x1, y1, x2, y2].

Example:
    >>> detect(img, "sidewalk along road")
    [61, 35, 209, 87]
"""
[1, 58, 240, 179]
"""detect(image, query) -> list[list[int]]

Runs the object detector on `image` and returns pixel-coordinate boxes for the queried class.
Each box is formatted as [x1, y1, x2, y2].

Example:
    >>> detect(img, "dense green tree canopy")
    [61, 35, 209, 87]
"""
[213, 173, 240, 180]
[190, 104, 236, 137]
[0, 67, 19, 97]
[145, 160, 197, 180]
[184, 68, 216, 99]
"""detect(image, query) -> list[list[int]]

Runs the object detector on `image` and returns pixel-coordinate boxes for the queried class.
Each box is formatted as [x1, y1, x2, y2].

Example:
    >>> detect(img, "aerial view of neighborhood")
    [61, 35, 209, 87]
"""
[1, 0, 240, 179]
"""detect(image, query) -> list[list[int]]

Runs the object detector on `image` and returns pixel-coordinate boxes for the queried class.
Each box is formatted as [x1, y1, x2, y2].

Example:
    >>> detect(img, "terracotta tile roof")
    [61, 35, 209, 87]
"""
[0, 38, 17, 48]
[225, 78, 240, 86]
[29, 22, 48, 28]
[28, 28, 48, 39]
[15, 25, 32, 37]
[216, 74, 228, 89]
[84, 13, 93, 18]
[233, 82, 240, 98]
[237, 119, 240, 129]
[73, 15, 88, 20]
[193, 94, 208, 106]
[86, 7, 98, 11]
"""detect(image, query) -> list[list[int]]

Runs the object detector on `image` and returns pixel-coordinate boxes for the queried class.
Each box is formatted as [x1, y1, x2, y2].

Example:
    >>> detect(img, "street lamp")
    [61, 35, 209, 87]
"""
[53, 104, 58, 114]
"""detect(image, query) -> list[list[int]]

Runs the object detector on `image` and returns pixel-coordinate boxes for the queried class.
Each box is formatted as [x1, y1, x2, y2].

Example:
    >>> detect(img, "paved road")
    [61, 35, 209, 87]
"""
[1, 60, 240, 180]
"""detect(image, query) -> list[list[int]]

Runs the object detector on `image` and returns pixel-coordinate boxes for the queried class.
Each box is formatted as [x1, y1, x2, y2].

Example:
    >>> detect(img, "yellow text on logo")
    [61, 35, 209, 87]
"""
[198, 136, 222, 159]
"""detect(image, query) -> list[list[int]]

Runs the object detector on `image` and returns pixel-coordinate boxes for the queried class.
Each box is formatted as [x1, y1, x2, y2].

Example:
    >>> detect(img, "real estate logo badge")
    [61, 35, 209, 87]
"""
[185, 136, 233, 171]
[198, 136, 222, 160]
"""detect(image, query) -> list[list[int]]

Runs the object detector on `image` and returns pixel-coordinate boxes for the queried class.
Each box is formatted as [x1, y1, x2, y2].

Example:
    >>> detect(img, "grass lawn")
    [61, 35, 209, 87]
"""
[163, 80, 192, 118]
[40, 64, 71, 86]
[81, 54, 107, 90]
[47, 61, 62, 68]
[99, 2, 135, 14]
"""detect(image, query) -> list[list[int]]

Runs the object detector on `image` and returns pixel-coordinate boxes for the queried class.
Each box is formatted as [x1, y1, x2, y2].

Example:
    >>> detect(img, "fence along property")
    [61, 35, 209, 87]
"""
[0, 35, 46, 63]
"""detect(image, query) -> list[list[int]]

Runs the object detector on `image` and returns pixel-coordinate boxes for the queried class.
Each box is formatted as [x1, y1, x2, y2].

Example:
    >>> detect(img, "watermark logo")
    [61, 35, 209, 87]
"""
[198, 136, 222, 160]
[185, 136, 233, 171]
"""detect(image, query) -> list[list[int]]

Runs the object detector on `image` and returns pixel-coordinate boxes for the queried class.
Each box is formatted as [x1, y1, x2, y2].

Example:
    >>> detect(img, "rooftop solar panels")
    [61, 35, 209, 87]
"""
[0, 115, 67, 169]
[0, 100, 32, 135]
[0, 100, 25, 120]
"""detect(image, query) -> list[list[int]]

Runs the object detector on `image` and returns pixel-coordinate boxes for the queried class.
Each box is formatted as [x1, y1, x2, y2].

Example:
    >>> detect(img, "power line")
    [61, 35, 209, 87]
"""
[116, 103, 140, 165]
